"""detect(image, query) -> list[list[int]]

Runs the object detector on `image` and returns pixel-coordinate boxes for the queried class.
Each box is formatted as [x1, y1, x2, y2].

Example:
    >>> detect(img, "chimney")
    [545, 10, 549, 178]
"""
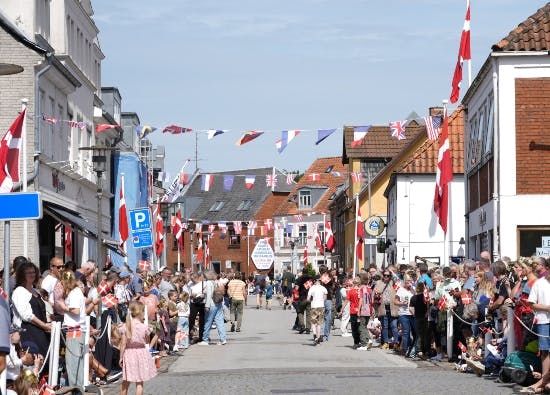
[428, 106, 444, 117]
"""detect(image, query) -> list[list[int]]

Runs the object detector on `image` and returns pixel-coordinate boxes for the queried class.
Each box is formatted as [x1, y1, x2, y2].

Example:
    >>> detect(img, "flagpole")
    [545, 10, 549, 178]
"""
[271, 166, 275, 192]
[467, 0, 472, 88]
[323, 213, 327, 267]
[443, 100, 450, 267]
[121, 173, 127, 263]
[353, 194, 358, 277]
[21, 99, 28, 257]
[177, 203, 181, 273]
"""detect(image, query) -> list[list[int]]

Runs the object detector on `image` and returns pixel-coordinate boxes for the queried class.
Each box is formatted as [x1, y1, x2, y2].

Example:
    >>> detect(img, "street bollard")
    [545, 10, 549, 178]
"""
[507, 306, 516, 355]
[49, 321, 61, 387]
[447, 309, 453, 362]
[83, 316, 91, 388]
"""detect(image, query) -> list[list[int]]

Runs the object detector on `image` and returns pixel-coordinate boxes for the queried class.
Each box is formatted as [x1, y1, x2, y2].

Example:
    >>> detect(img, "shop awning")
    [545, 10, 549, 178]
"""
[43, 202, 126, 257]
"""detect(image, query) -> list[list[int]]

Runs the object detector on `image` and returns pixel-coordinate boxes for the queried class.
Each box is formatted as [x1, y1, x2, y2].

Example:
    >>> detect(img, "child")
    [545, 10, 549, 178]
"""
[345, 277, 362, 350]
[339, 280, 352, 337]
[265, 281, 274, 310]
[155, 299, 171, 356]
[119, 300, 157, 395]
[38, 289, 53, 323]
[174, 292, 190, 351]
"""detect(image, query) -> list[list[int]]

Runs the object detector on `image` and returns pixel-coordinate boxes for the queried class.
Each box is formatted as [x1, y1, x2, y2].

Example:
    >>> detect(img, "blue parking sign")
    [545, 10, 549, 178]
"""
[129, 208, 151, 231]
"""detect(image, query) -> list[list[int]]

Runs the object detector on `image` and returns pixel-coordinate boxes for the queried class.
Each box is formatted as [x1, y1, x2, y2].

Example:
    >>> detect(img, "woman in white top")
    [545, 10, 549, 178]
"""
[60, 271, 87, 389]
[394, 274, 416, 356]
[11, 261, 51, 363]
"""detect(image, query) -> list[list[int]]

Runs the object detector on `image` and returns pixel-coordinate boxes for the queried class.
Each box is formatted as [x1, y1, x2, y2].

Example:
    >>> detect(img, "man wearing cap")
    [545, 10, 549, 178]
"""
[128, 267, 144, 300]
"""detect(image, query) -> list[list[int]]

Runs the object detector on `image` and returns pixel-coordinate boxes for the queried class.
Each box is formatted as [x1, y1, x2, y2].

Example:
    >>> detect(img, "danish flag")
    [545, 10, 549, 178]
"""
[0, 109, 25, 192]
[172, 208, 184, 252]
[461, 293, 473, 305]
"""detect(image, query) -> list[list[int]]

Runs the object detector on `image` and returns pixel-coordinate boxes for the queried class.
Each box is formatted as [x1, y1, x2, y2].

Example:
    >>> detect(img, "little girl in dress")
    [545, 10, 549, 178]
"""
[119, 300, 157, 395]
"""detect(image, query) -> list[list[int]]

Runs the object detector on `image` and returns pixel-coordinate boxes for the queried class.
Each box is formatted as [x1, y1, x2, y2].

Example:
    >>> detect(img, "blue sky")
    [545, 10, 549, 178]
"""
[93, 0, 546, 178]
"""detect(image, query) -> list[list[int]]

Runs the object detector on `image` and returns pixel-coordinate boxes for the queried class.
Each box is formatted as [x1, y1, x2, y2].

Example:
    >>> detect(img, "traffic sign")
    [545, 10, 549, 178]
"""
[129, 208, 152, 231]
[129, 208, 153, 248]
[251, 239, 274, 270]
[0, 192, 42, 220]
[132, 230, 153, 248]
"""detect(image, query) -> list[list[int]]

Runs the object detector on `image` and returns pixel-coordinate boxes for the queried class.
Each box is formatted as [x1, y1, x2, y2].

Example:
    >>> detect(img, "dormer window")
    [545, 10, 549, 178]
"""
[209, 201, 225, 212]
[237, 199, 253, 211]
[298, 189, 311, 209]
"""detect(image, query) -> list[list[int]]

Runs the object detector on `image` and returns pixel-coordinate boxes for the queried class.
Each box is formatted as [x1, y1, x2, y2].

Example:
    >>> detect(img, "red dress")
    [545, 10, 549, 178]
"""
[119, 320, 157, 382]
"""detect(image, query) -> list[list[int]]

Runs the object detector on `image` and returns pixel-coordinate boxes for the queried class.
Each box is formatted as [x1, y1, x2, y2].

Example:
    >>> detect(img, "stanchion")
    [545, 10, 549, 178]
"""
[49, 321, 61, 387]
[83, 316, 91, 388]
[1, 369, 6, 395]
[145, 305, 149, 327]
[484, 331, 492, 357]
[446, 309, 453, 362]
[507, 306, 516, 355]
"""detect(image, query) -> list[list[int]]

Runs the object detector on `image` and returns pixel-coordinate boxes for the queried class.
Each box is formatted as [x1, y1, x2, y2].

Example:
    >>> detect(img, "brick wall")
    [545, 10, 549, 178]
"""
[516, 78, 550, 194]
[0, 29, 42, 267]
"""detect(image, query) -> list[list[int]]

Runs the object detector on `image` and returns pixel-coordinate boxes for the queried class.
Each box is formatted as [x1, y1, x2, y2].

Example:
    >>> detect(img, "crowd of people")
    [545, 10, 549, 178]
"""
[2, 252, 550, 394]
[0, 256, 250, 394]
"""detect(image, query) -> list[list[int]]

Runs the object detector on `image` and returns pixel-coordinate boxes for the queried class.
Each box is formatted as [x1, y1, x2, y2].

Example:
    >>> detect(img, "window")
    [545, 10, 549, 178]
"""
[299, 190, 311, 209]
[209, 201, 225, 212]
[237, 200, 253, 211]
[228, 227, 241, 248]
[298, 225, 307, 246]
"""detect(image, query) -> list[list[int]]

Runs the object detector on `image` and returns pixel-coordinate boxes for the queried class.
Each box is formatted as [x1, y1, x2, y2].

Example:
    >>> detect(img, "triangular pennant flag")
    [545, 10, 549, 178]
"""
[315, 128, 337, 145]
[201, 174, 214, 191]
[275, 130, 301, 153]
[236, 131, 263, 146]
[96, 124, 119, 133]
[351, 125, 371, 147]
[136, 125, 156, 139]
[245, 175, 255, 189]
[207, 129, 227, 139]
[223, 175, 234, 191]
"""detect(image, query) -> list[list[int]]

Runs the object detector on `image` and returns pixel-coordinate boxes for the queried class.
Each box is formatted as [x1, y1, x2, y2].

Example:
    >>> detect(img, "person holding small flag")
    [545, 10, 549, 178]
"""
[60, 270, 87, 389]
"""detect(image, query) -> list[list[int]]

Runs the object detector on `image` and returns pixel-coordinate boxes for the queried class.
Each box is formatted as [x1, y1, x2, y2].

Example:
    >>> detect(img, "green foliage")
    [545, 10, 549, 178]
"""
[304, 263, 316, 277]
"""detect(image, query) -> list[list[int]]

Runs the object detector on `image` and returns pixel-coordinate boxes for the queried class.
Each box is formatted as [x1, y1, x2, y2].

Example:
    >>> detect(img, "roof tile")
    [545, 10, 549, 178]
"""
[493, 4, 550, 51]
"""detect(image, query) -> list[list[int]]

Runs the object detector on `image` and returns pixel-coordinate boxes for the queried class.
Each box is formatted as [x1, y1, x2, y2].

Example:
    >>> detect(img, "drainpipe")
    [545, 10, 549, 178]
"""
[35, 54, 52, 154]
[491, 58, 500, 261]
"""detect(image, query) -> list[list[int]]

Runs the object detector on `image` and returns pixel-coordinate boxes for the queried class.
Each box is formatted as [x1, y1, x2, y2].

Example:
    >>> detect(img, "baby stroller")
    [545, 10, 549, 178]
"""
[500, 350, 542, 385]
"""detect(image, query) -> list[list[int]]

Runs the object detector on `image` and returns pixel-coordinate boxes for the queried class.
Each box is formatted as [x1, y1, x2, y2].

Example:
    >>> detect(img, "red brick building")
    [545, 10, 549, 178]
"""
[164, 167, 291, 278]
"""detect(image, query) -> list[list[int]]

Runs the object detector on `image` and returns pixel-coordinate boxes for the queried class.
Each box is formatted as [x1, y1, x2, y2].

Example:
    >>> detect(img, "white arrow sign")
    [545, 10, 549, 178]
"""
[251, 238, 274, 270]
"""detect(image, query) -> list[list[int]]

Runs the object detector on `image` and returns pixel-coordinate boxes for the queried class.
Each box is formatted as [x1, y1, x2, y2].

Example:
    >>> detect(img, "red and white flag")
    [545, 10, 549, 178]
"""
[245, 175, 255, 189]
[350, 126, 371, 147]
[233, 221, 242, 235]
[102, 293, 118, 308]
[64, 223, 72, 258]
[294, 214, 303, 222]
[450, 0, 471, 103]
[351, 172, 362, 184]
[95, 124, 119, 132]
[0, 109, 25, 192]
[303, 248, 308, 265]
[154, 203, 164, 257]
[325, 219, 335, 252]
[314, 224, 324, 255]
[356, 208, 364, 261]
[118, 177, 129, 250]
[172, 208, 184, 252]
[138, 260, 151, 271]
[97, 280, 111, 296]
[307, 173, 320, 182]
[264, 218, 273, 230]
[433, 110, 453, 234]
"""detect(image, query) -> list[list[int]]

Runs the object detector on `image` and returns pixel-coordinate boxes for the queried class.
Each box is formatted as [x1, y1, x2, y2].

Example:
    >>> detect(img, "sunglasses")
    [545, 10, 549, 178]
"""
[383, 274, 391, 277]
[52, 265, 64, 268]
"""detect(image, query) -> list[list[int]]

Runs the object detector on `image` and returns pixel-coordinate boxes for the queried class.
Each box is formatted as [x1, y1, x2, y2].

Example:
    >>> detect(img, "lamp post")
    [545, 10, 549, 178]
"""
[79, 146, 117, 327]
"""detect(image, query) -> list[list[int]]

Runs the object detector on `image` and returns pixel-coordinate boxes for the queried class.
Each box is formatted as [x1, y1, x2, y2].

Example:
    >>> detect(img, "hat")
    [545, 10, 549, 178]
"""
[109, 265, 122, 274]
[119, 271, 131, 279]
[9, 325, 26, 334]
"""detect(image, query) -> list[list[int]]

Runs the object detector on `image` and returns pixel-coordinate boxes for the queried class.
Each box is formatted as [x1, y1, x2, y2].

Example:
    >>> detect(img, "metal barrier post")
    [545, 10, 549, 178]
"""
[49, 321, 61, 387]
[83, 316, 90, 388]
[507, 306, 516, 355]
[446, 309, 453, 362]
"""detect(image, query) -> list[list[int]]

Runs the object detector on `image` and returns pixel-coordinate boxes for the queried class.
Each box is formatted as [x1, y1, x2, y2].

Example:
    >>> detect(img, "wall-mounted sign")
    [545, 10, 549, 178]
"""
[364, 215, 385, 236]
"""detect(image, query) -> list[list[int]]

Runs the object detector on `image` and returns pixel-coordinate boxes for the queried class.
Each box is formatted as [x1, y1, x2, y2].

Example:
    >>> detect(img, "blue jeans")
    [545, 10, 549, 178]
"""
[177, 317, 189, 347]
[323, 300, 333, 341]
[399, 315, 415, 353]
[203, 303, 226, 343]
[381, 313, 399, 345]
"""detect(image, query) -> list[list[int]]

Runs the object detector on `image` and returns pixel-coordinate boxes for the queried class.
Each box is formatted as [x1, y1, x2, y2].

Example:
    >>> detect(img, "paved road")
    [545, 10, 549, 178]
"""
[101, 296, 517, 395]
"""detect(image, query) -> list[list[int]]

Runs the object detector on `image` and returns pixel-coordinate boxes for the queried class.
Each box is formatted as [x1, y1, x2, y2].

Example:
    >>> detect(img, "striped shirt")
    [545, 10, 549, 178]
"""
[227, 279, 247, 301]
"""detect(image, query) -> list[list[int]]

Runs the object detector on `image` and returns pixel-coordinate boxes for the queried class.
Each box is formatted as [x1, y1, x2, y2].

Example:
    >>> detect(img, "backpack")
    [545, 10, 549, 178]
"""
[212, 282, 225, 304]
[359, 286, 372, 316]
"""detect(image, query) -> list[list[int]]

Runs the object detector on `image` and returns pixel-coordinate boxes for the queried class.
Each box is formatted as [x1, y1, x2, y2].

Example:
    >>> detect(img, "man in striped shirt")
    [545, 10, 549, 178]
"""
[227, 272, 248, 332]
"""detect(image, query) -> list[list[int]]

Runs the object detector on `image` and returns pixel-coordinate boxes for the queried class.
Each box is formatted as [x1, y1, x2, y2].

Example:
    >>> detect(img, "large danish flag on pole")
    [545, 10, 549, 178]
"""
[0, 109, 26, 192]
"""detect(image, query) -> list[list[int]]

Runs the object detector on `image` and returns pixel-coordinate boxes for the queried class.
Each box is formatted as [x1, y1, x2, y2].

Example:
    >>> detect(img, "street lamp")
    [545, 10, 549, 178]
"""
[79, 145, 117, 326]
